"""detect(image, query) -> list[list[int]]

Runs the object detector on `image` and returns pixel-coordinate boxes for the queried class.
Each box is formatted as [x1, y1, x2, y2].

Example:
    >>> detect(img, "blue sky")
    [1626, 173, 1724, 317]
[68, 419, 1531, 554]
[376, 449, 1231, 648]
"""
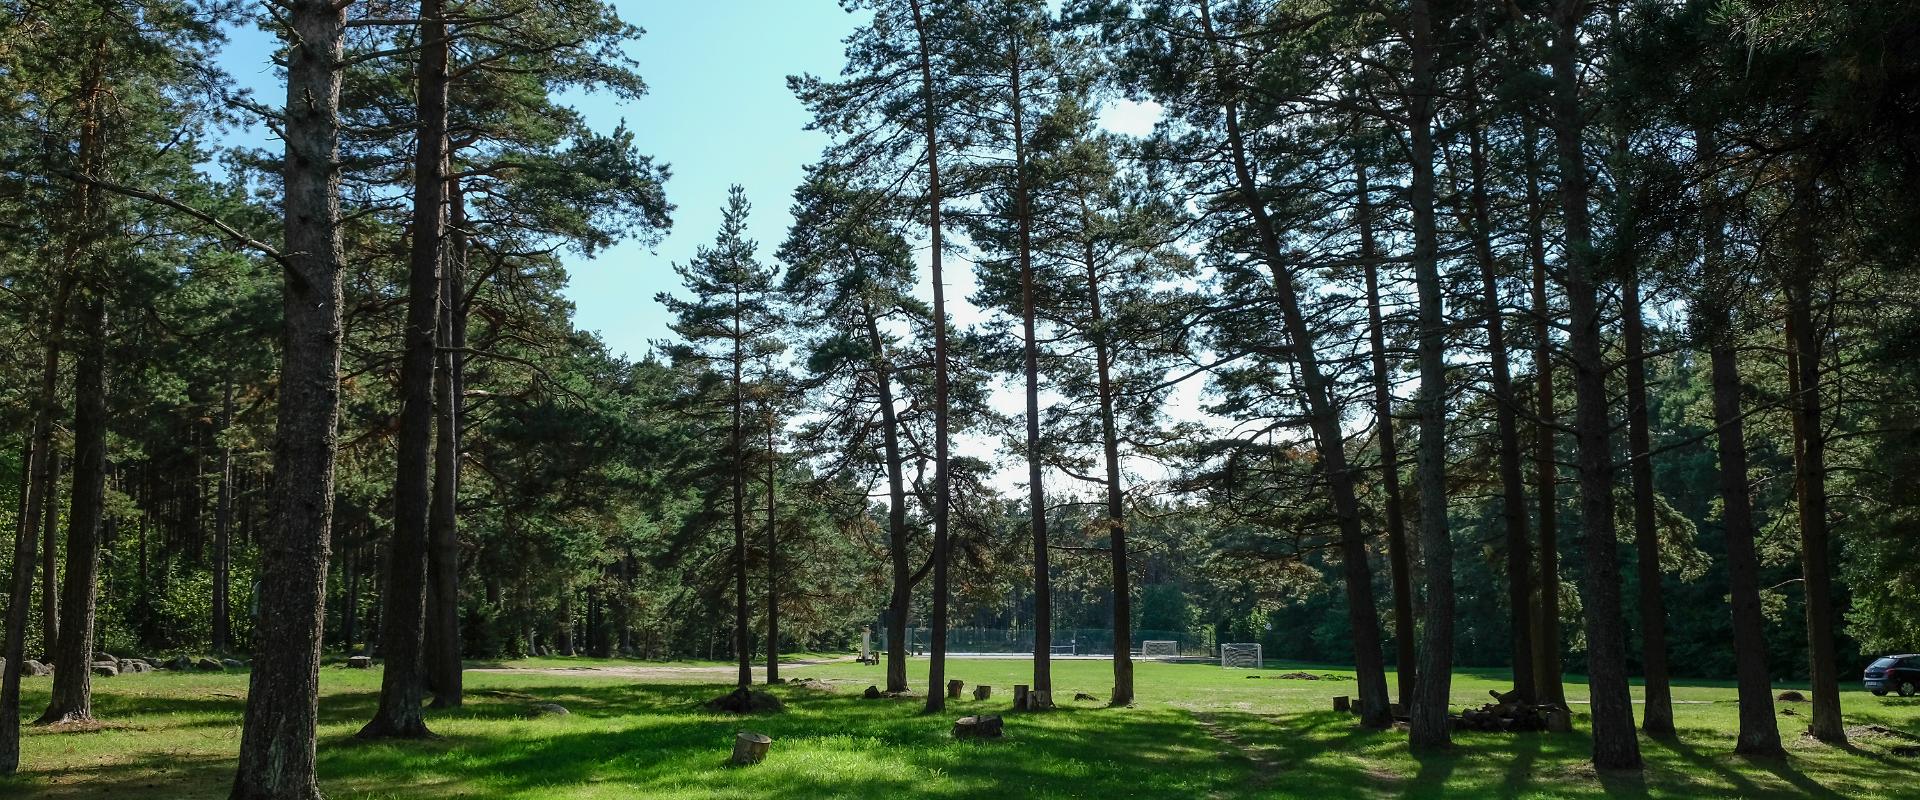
[213, 2, 1170, 487]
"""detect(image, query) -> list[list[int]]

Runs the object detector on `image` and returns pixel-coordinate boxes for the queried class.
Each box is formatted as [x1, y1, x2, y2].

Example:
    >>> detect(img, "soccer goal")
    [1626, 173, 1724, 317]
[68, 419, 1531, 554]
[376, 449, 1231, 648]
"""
[1049, 642, 1077, 657]
[1220, 643, 1263, 669]
[1141, 640, 1180, 659]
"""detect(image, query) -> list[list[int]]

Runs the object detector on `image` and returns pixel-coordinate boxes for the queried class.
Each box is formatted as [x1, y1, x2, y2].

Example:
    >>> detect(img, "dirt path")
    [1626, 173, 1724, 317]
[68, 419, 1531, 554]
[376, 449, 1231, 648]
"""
[1191, 710, 1284, 794]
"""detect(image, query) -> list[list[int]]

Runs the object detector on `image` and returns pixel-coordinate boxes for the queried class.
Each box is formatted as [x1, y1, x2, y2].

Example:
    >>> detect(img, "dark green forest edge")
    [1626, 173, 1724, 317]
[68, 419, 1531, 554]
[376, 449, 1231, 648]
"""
[1, 0, 1918, 797]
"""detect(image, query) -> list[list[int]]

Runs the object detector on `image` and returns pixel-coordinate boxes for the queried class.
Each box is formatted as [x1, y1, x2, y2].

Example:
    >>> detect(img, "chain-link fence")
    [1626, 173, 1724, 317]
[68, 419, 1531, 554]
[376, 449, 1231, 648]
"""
[875, 627, 1215, 658]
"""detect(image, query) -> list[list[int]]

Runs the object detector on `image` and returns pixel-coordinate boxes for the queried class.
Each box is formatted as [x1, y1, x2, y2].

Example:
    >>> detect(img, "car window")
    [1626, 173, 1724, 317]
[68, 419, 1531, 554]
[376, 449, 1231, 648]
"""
[1870, 657, 1898, 669]
[1902, 657, 1920, 669]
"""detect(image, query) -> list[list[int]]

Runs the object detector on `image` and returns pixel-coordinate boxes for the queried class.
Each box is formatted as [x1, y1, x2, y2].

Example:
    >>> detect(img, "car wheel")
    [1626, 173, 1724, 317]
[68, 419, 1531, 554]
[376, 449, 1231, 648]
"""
[1901, 681, 1917, 698]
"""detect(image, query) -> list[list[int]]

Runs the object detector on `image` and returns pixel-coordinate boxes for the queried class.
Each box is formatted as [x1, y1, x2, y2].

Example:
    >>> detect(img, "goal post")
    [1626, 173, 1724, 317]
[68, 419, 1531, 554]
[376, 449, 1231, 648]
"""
[1141, 640, 1180, 659]
[1220, 643, 1263, 669]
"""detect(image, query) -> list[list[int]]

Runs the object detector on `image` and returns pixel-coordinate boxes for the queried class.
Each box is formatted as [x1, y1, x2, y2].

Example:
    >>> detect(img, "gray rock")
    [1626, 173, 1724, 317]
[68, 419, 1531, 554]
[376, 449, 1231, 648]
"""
[118, 659, 149, 674]
[195, 657, 224, 672]
[346, 655, 374, 669]
[167, 655, 193, 671]
[527, 703, 569, 717]
[24, 660, 49, 677]
[90, 662, 119, 678]
[221, 658, 245, 670]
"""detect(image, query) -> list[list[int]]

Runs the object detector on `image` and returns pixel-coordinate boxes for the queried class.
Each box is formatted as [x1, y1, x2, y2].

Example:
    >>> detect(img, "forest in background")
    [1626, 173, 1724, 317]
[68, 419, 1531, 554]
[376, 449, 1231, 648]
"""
[2, 0, 1918, 787]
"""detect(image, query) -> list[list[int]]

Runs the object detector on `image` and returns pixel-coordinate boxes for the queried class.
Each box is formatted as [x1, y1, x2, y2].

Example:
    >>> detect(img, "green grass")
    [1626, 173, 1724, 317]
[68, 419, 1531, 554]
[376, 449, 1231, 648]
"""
[3, 655, 1916, 798]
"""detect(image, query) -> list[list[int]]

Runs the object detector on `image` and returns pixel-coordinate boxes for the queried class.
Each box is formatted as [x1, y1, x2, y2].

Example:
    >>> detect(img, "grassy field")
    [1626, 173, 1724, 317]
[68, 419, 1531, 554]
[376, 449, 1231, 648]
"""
[2, 655, 1916, 799]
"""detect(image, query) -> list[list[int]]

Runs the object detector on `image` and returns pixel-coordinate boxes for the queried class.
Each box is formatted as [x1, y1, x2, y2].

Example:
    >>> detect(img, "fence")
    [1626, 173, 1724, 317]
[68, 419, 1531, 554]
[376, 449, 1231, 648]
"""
[874, 627, 1215, 658]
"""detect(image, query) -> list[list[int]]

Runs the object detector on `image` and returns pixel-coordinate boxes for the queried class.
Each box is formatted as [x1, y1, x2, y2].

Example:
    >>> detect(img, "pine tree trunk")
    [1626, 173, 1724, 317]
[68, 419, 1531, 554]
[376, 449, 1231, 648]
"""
[1620, 248, 1673, 736]
[1198, 0, 1392, 730]
[1357, 163, 1416, 711]
[1085, 234, 1131, 706]
[424, 182, 467, 709]
[360, 0, 448, 739]
[1466, 98, 1535, 704]
[864, 305, 913, 694]
[2, 437, 42, 772]
[230, 2, 344, 794]
[1694, 146, 1784, 754]
[1405, 0, 1457, 750]
[1784, 183, 1844, 744]
[1549, 0, 1640, 769]
[907, 0, 952, 716]
[1011, 39, 1052, 701]
[765, 414, 779, 685]
[212, 377, 235, 654]
[732, 290, 751, 689]
[39, 288, 108, 726]
[1522, 117, 1566, 708]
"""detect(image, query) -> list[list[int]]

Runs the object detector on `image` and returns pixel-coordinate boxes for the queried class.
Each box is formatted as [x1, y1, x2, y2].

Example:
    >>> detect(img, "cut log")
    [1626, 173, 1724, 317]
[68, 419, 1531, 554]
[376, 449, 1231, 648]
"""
[1333, 695, 1350, 713]
[947, 679, 964, 699]
[973, 685, 991, 701]
[951, 715, 1004, 739]
[1013, 684, 1029, 710]
[731, 731, 772, 765]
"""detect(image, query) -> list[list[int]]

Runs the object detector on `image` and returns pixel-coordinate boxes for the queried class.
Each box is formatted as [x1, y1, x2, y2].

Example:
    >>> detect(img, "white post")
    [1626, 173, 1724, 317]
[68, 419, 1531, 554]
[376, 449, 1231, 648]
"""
[861, 625, 872, 662]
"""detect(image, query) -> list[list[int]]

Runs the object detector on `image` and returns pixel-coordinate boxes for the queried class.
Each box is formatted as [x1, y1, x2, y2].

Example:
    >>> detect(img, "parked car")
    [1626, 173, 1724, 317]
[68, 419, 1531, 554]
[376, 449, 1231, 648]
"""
[1864, 654, 1919, 697]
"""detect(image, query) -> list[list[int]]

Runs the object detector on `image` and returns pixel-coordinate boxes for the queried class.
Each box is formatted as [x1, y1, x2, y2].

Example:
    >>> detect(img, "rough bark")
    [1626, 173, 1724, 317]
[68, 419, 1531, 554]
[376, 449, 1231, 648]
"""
[1549, 0, 1641, 770]
[1694, 139, 1783, 755]
[213, 377, 235, 654]
[39, 289, 108, 726]
[1620, 240, 1672, 736]
[1404, 0, 1457, 750]
[1784, 181, 1844, 744]
[765, 411, 779, 685]
[424, 181, 467, 709]
[360, 0, 448, 740]
[1358, 162, 1416, 711]
[1086, 235, 1132, 706]
[2, 438, 41, 772]
[908, 0, 953, 716]
[863, 304, 914, 694]
[1011, 36, 1052, 701]
[1200, 0, 1391, 729]
[1466, 98, 1535, 704]
[1523, 117, 1566, 708]
[229, 1, 344, 794]
[731, 290, 751, 689]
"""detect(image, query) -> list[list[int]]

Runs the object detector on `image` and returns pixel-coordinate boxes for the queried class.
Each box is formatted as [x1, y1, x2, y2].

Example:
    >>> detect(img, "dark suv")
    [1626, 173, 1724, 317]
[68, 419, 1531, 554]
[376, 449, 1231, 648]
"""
[1864, 654, 1919, 697]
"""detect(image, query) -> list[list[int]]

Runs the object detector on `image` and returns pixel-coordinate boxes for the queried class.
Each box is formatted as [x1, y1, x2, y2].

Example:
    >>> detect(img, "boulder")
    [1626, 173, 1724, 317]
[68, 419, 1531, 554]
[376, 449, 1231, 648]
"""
[346, 655, 374, 669]
[526, 703, 569, 717]
[167, 655, 194, 671]
[118, 659, 153, 674]
[24, 660, 49, 677]
[90, 662, 119, 678]
[221, 658, 245, 670]
[195, 657, 224, 672]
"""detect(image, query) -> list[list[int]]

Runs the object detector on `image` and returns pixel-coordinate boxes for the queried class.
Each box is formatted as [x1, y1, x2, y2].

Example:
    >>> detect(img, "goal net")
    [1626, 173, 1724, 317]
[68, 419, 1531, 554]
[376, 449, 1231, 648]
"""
[1141, 640, 1180, 659]
[1220, 643, 1263, 669]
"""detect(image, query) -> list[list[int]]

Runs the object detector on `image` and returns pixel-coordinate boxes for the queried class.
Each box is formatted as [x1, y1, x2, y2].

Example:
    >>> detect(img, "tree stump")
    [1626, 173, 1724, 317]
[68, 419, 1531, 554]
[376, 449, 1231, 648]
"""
[973, 685, 991, 701]
[1013, 684, 1029, 710]
[1546, 707, 1572, 733]
[1333, 695, 1350, 713]
[731, 731, 772, 765]
[951, 715, 1004, 739]
[947, 679, 964, 699]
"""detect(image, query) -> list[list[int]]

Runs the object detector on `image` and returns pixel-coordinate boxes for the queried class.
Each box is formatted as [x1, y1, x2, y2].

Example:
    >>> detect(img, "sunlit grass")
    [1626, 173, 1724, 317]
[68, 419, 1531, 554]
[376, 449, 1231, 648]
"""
[2, 655, 1915, 798]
